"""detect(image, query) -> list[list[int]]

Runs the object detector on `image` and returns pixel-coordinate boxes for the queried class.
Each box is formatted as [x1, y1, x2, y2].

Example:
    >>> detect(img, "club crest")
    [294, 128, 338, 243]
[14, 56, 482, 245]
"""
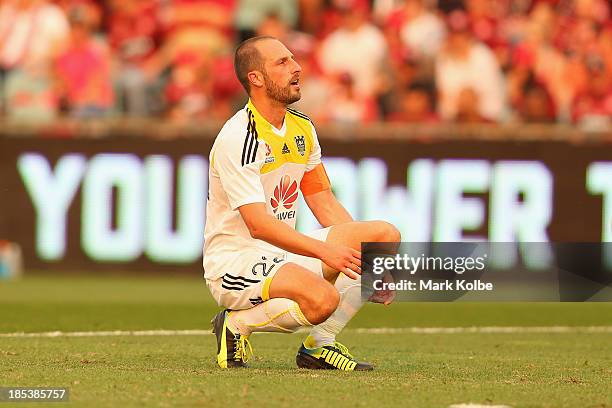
[294, 135, 306, 156]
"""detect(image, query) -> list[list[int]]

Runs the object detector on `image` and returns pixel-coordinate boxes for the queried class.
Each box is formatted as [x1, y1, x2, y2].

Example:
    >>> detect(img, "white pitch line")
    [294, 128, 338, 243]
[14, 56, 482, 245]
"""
[0, 329, 211, 338]
[0, 326, 611, 338]
[352, 326, 612, 334]
[449, 404, 512, 408]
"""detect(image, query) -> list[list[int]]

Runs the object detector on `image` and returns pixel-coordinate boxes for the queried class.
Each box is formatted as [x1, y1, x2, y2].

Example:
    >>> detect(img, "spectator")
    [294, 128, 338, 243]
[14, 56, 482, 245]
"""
[164, 52, 212, 121]
[318, 1, 387, 101]
[107, 0, 162, 115]
[519, 83, 556, 123]
[319, 72, 378, 124]
[385, 0, 446, 60]
[0, 0, 69, 120]
[160, 0, 236, 56]
[298, 0, 326, 35]
[0, 0, 606, 130]
[55, 3, 114, 118]
[454, 87, 491, 123]
[235, 0, 298, 41]
[508, 68, 556, 123]
[464, 0, 502, 47]
[435, 10, 505, 122]
[572, 63, 612, 130]
[387, 81, 438, 123]
[255, 12, 315, 59]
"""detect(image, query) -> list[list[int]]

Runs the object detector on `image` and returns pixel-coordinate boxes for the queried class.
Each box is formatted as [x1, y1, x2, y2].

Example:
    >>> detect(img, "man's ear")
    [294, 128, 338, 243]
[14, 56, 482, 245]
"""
[248, 71, 264, 89]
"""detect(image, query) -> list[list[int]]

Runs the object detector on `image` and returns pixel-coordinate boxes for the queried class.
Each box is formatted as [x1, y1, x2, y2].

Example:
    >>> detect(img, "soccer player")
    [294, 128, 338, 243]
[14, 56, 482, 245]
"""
[204, 36, 400, 370]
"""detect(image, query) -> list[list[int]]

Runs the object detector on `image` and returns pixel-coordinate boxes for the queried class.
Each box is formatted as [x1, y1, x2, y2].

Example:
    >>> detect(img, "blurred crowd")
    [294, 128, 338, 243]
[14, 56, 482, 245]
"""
[0, 0, 610, 128]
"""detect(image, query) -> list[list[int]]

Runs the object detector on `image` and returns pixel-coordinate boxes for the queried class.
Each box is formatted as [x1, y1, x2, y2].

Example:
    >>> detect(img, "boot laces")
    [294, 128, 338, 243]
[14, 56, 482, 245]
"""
[233, 334, 253, 363]
[333, 341, 354, 359]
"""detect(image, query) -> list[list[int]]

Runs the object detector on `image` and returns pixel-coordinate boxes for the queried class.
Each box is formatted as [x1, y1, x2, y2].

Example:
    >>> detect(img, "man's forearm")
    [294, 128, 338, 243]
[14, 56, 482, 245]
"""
[305, 190, 353, 227]
[250, 214, 327, 258]
[319, 197, 353, 227]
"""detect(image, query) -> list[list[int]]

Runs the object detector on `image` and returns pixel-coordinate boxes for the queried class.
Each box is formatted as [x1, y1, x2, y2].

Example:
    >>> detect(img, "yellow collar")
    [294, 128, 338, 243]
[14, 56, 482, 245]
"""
[246, 99, 287, 134]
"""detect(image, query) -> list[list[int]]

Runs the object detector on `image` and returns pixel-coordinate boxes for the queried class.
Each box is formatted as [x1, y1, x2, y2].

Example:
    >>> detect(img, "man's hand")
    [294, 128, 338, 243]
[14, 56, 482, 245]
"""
[368, 271, 395, 305]
[319, 243, 362, 280]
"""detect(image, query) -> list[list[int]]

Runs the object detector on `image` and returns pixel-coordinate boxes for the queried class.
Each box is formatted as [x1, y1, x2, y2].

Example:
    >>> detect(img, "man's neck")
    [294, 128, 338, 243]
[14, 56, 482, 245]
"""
[249, 96, 286, 130]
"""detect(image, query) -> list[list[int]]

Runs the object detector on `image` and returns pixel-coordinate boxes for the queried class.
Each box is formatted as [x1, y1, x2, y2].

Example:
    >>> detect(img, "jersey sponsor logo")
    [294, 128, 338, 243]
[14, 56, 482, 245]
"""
[294, 135, 306, 156]
[281, 143, 290, 154]
[276, 211, 295, 220]
[271, 175, 298, 214]
[264, 142, 275, 163]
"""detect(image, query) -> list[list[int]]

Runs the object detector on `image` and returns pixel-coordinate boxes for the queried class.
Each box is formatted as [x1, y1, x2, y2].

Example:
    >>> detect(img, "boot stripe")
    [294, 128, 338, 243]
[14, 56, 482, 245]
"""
[339, 358, 349, 370]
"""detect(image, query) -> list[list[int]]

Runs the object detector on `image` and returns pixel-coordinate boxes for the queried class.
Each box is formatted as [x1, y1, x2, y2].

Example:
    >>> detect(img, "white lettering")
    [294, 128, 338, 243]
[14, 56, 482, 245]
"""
[18, 153, 86, 260]
[81, 154, 144, 261]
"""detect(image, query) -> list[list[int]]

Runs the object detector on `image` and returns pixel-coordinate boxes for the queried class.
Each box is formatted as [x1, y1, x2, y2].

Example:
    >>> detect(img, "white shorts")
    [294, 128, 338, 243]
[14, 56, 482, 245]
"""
[206, 227, 331, 310]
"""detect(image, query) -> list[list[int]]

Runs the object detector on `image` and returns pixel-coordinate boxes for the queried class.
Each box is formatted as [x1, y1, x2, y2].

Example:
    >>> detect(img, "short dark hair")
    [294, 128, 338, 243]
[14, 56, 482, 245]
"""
[234, 36, 276, 95]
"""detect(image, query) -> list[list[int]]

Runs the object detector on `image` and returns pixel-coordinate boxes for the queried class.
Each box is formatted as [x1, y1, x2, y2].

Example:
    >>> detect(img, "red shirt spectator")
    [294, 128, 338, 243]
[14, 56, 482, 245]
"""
[107, 0, 161, 64]
[56, 13, 113, 116]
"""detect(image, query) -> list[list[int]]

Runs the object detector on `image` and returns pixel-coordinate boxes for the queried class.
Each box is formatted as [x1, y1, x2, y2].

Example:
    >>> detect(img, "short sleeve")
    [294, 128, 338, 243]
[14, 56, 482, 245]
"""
[305, 122, 322, 172]
[214, 134, 266, 210]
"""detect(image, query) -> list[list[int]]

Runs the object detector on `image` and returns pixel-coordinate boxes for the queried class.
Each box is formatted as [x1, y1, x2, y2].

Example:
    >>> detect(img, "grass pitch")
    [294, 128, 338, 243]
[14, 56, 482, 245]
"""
[1, 274, 611, 407]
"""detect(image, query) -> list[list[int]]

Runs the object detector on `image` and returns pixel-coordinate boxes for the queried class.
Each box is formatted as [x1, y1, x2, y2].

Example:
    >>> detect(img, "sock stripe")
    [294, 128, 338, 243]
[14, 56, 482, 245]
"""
[247, 309, 291, 328]
[290, 302, 312, 326]
[228, 298, 309, 336]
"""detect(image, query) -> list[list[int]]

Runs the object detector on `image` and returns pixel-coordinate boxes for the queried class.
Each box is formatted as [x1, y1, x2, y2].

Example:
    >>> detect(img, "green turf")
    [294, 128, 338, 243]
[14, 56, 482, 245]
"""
[1, 275, 611, 407]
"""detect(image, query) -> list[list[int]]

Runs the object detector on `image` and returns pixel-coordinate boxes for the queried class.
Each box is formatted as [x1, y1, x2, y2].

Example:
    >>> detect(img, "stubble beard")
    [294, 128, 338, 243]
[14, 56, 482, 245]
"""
[263, 70, 301, 105]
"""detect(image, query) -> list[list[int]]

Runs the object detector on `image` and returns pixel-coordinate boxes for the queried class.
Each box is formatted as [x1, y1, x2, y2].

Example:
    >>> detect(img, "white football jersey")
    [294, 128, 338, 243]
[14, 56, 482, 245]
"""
[203, 100, 322, 280]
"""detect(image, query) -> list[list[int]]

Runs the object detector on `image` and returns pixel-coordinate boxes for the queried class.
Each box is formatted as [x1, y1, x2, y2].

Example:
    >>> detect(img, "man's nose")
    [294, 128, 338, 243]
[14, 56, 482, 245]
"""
[292, 60, 302, 73]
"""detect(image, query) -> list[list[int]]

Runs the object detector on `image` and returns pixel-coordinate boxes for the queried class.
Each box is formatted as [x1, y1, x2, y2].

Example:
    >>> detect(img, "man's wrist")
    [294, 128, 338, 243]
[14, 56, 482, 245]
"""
[309, 239, 327, 259]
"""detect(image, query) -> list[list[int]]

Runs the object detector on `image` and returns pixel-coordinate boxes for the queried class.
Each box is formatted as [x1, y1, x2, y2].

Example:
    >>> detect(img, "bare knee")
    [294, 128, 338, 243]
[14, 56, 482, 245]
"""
[369, 221, 401, 243]
[302, 284, 340, 325]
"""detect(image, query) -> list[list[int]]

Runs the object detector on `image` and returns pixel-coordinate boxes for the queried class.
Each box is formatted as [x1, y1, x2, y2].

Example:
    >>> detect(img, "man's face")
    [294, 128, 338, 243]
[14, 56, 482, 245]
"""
[255, 39, 302, 104]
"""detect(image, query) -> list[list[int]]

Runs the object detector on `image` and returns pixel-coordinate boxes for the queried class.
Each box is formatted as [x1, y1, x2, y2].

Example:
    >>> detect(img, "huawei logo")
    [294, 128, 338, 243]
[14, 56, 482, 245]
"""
[271, 175, 298, 213]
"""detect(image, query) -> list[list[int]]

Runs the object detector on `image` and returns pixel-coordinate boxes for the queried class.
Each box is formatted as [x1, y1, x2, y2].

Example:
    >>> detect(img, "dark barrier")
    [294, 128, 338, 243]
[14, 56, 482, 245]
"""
[1, 134, 611, 272]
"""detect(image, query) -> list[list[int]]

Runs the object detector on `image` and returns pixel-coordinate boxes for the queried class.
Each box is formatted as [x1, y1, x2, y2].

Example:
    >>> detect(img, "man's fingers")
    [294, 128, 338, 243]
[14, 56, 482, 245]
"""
[351, 248, 361, 259]
[384, 290, 396, 305]
[343, 267, 358, 280]
[347, 262, 361, 275]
